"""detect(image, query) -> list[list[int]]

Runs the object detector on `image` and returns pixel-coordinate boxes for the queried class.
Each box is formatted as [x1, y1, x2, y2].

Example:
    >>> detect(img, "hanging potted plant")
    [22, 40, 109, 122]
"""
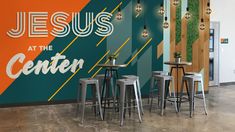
[108, 54, 118, 65]
[174, 51, 182, 63]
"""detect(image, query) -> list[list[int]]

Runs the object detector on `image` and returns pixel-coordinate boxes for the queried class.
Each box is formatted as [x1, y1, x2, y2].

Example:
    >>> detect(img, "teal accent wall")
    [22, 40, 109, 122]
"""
[0, 0, 163, 105]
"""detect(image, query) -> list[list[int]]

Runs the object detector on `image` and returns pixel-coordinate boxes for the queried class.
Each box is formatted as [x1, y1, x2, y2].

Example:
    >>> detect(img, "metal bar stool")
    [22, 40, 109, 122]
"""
[122, 75, 144, 115]
[179, 73, 208, 117]
[149, 71, 169, 104]
[116, 79, 142, 126]
[95, 74, 105, 94]
[76, 78, 103, 123]
[101, 68, 118, 119]
[150, 75, 178, 116]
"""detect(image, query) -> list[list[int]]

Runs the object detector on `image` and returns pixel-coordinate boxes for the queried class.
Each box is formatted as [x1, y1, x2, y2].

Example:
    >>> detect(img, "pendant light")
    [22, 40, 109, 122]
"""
[142, 13, 149, 38]
[163, 0, 169, 29]
[173, 0, 180, 6]
[185, 7, 191, 20]
[163, 17, 169, 28]
[142, 24, 149, 38]
[206, 1, 212, 15]
[199, 0, 205, 30]
[158, 3, 165, 16]
[199, 18, 205, 30]
[136, 0, 142, 13]
[116, 7, 122, 20]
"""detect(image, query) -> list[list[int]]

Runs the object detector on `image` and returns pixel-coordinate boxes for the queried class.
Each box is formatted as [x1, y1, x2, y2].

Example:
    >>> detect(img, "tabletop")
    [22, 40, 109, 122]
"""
[164, 61, 192, 66]
[97, 64, 127, 68]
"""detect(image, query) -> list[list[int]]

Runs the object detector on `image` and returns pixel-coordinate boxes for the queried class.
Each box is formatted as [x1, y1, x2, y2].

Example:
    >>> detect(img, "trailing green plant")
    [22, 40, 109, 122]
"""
[187, 0, 199, 62]
[176, 0, 181, 44]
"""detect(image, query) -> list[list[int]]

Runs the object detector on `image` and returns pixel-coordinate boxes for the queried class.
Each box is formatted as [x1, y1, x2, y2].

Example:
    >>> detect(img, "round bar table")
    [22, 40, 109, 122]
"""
[97, 64, 127, 119]
[164, 61, 192, 111]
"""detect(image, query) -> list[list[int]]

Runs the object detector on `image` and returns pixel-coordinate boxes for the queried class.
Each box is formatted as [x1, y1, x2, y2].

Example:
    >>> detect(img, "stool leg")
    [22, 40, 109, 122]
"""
[189, 80, 194, 118]
[95, 82, 103, 120]
[91, 85, 97, 116]
[160, 79, 165, 116]
[110, 77, 117, 112]
[168, 80, 172, 98]
[164, 80, 169, 109]
[136, 78, 144, 115]
[171, 78, 178, 113]
[134, 82, 142, 123]
[149, 77, 155, 112]
[76, 83, 81, 118]
[179, 78, 185, 112]
[157, 80, 161, 107]
[200, 78, 208, 115]
[81, 84, 87, 123]
[120, 84, 126, 126]
[149, 76, 154, 104]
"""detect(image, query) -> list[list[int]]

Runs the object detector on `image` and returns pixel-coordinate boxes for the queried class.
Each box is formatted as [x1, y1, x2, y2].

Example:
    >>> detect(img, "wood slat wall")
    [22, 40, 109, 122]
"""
[169, 0, 210, 92]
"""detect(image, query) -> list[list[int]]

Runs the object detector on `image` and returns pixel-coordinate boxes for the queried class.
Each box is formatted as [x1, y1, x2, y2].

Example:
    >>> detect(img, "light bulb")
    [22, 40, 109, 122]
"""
[185, 7, 191, 20]
[173, 0, 180, 6]
[116, 8, 122, 20]
[158, 4, 164, 16]
[206, 8, 212, 14]
[199, 18, 206, 30]
[163, 17, 169, 29]
[142, 25, 148, 38]
[206, 2, 212, 15]
[136, 3, 142, 13]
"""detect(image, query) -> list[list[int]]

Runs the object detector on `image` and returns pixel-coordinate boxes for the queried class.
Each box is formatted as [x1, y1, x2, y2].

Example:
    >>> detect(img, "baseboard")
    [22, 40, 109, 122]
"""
[0, 99, 77, 108]
[220, 82, 235, 86]
[0, 92, 209, 108]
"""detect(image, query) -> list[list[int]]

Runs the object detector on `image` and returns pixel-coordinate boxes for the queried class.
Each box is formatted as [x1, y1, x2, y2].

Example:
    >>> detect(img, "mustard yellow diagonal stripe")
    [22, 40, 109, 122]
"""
[96, 2, 123, 47]
[50, 8, 107, 65]
[48, 68, 80, 101]
[88, 50, 110, 73]
[96, 36, 107, 47]
[110, 2, 123, 14]
[114, 37, 130, 55]
[91, 59, 110, 78]
[126, 38, 153, 66]
[60, 7, 107, 55]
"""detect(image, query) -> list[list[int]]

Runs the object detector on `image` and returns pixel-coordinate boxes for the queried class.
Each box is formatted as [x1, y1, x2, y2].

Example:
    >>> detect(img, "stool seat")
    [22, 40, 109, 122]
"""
[95, 74, 105, 78]
[153, 75, 173, 80]
[183, 75, 202, 81]
[117, 79, 136, 86]
[122, 75, 139, 79]
[185, 72, 202, 77]
[80, 78, 98, 84]
[152, 71, 168, 76]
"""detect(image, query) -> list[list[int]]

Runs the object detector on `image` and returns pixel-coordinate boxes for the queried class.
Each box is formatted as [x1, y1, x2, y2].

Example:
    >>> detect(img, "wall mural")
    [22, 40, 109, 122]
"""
[0, 0, 163, 105]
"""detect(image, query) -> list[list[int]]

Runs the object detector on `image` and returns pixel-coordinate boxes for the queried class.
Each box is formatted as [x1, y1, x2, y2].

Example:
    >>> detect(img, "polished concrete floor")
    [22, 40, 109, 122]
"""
[0, 85, 235, 132]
